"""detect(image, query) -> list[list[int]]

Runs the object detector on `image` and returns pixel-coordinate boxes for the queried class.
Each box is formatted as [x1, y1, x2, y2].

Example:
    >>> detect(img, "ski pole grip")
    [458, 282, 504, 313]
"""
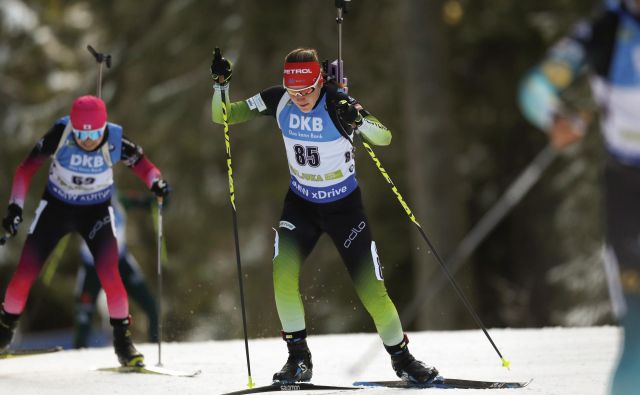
[335, 0, 351, 12]
[87, 45, 111, 67]
[87, 45, 103, 63]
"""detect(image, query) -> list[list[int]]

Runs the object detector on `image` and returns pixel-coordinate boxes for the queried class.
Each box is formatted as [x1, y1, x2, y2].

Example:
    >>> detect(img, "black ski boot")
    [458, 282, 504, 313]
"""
[385, 335, 438, 383]
[272, 330, 313, 383]
[0, 309, 19, 351]
[111, 317, 144, 367]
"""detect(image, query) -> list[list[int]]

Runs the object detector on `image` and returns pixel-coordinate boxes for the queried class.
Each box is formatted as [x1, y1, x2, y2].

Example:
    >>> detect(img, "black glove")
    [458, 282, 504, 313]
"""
[2, 203, 23, 236]
[211, 47, 233, 85]
[336, 99, 363, 127]
[151, 179, 171, 198]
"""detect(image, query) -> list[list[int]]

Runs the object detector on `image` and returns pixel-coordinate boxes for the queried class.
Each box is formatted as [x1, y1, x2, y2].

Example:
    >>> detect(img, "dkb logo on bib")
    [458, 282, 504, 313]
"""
[70, 154, 104, 168]
[289, 114, 323, 132]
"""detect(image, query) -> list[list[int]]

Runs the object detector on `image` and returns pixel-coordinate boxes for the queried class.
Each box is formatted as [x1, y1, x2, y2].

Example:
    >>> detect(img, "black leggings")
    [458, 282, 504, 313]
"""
[272, 187, 403, 346]
[2, 193, 129, 319]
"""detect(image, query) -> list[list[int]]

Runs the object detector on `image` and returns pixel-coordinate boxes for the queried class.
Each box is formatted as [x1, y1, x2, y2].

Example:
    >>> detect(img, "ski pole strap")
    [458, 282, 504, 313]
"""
[360, 140, 421, 227]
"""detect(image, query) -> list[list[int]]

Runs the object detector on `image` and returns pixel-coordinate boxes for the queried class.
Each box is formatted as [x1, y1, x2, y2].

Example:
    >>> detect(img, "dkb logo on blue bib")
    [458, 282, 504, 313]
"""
[70, 154, 105, 168]
[289, 114, 323, 131]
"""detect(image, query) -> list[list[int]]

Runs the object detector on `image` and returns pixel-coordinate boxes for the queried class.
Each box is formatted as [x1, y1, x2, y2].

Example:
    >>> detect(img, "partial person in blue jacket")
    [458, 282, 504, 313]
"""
[73, 191, 158, 348]
[519, 1, 640, 393]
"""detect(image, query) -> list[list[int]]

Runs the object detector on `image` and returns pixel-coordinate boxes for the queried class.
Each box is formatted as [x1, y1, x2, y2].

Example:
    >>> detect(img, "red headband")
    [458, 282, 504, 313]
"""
[283, 61, 322, 88]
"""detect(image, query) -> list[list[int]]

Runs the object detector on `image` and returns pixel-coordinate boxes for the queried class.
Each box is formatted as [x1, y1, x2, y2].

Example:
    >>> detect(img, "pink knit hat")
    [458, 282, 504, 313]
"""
[70, 95, 107, 131]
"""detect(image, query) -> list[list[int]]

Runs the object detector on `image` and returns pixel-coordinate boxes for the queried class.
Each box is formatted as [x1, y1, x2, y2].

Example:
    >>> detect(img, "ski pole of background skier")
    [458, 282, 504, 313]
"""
[88, 44, 168, 368]
[156, 197, 164, 366]
[331, 0, 510, 369]
[86, 45, 111, 98]
[215, 46, 255, 388]
[350, 143, 557, 374]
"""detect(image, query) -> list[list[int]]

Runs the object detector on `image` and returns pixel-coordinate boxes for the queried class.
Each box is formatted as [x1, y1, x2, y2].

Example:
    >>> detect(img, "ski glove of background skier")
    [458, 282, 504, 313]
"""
[211, 47, 232, 85]
[151, 179, 171, 198]
[2, 204, 22, 236]
[336, 99, 363, 128]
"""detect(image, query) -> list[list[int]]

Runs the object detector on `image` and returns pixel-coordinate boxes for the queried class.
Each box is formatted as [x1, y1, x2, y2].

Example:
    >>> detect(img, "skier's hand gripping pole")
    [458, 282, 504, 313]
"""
[211, 47, 233, 86]
[1, 203, 22, 246]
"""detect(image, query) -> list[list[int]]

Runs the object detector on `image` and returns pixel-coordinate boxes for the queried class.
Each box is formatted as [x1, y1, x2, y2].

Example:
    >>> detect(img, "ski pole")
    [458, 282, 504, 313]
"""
[335, 0, 350, 87]
[360, 139, 511, 369]
[156, 197, 164, 367]
[86, 45, 111, 98]
[330, 0, 508, 371]
[217, 47, 255, 388]
[349, 143, 557, 374]
[0, 217, 21, 246]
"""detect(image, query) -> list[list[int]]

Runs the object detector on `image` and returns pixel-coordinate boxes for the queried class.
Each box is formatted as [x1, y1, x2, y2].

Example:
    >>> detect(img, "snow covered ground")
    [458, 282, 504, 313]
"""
[0, 326, 620, 395]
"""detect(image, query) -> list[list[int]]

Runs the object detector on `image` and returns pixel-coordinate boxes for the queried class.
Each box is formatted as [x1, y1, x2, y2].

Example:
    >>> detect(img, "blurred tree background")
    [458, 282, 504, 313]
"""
[0, 0, 611, 345]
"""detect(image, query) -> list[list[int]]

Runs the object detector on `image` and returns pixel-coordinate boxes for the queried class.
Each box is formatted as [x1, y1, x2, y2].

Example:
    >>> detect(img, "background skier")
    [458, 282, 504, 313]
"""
[519, 1, 640, 393]
[0, 95, 170, 367]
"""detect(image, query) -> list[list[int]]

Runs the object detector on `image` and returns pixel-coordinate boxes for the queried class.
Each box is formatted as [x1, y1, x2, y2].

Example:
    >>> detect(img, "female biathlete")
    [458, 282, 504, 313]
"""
[210, 47, 438, 384]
